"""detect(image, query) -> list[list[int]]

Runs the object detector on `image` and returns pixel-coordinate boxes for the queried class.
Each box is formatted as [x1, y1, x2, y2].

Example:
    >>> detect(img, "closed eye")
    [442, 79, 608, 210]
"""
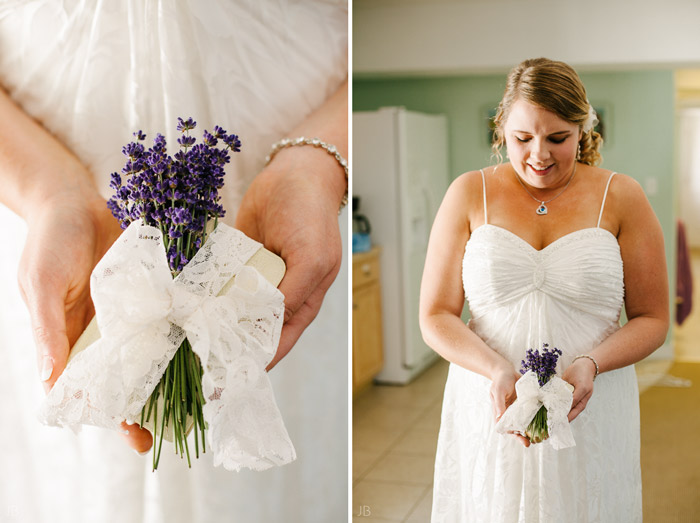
[514, 132, 571, 144]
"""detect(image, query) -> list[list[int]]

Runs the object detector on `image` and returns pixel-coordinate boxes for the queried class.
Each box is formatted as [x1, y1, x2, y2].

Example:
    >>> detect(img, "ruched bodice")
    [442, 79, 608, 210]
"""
[463, 224, 624, 369]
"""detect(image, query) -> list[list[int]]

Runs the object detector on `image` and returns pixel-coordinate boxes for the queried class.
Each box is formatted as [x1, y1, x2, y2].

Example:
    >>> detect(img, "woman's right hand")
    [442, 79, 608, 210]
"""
[17, 188, 153, 453]
[490, 363, 531, 447]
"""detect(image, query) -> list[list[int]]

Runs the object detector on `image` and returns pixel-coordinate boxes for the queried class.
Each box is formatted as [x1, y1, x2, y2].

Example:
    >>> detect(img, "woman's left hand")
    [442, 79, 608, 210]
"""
[561, 357, 597, 422]
[235, 79, 347, 370]
[235, 147, 346, 370]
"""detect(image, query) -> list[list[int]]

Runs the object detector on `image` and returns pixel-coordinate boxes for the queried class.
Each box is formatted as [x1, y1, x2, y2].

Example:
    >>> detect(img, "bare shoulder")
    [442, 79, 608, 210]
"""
[448, 169, 485, 196]
[602, 172, 659, 237]
[438, 169, 486, 229]
[607, 172, 651, 215]
[608, 172, 645, 201]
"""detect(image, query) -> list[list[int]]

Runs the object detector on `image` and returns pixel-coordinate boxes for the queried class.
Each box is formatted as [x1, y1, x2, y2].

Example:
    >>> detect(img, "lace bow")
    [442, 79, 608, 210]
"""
[39, 220, 296, 471]
[495, 370, 576, 450]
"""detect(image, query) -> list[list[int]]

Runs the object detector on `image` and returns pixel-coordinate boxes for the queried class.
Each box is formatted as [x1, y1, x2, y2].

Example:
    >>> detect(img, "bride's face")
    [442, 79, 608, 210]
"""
[503, 99, 580, 189]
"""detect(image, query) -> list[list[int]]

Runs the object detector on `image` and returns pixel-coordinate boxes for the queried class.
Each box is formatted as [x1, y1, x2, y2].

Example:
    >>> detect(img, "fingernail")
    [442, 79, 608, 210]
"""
[40, 357, 54, 382]
[135, 449, 149, 456]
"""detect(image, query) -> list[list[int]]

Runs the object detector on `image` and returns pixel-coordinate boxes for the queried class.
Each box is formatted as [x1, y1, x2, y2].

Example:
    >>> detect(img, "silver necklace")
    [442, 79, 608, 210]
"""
[513, 163, 577, 215]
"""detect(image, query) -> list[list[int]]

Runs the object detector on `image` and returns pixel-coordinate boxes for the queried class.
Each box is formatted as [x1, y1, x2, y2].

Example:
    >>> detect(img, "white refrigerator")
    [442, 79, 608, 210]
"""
[353, 107, 449, 384]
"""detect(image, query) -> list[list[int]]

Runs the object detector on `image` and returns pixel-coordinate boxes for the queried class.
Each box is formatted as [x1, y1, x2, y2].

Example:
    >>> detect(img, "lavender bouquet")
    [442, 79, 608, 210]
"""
[519, 344, 563, 443]
[495, 343, 576, 449]
[107, 118, 240, 469]
[40, 117, 296, 472]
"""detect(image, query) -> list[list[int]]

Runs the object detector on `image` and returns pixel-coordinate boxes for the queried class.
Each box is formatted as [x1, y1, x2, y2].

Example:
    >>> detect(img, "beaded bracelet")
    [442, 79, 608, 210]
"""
[573, 354, 600, 381]
[265, 136, 349, 212]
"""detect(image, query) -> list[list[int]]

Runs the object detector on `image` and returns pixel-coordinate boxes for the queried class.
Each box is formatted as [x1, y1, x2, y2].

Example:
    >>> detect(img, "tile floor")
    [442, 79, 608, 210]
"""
[352, 360, 447, 521]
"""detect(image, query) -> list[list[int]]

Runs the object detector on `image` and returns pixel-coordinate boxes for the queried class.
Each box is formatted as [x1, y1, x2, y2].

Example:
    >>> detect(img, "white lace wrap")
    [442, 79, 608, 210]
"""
[39, 220, 296, 471]
[495, 370, 576, 450]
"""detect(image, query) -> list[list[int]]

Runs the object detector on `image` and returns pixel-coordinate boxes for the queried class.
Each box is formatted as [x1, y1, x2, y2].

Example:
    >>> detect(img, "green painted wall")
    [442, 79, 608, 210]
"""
[354, 70, 676, 345]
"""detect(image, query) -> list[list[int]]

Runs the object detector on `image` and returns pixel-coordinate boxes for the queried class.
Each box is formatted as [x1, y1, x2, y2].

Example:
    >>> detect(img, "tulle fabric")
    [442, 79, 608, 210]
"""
[0, 0, 348, 212]
[431, 225, 642, 523]
[0, 1, 348, 522]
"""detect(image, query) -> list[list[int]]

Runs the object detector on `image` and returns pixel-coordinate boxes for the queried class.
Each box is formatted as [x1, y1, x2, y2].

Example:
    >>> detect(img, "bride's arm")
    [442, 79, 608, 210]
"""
[563, 173, 669, 421]
[419, 171, 528, 443]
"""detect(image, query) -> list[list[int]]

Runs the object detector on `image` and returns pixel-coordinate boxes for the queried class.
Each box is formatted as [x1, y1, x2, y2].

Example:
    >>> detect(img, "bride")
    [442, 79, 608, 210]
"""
[420, 58, 668, 522]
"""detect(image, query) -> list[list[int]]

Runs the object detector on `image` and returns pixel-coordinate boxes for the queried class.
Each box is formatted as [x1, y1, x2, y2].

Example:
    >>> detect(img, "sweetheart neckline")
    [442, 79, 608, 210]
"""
[470, 224, 619, 253]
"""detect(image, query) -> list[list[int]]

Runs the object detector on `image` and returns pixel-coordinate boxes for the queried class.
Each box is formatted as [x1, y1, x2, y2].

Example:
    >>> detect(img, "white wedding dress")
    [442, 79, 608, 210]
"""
[431, 171, 642, 522]
[0, 2, 347, 522]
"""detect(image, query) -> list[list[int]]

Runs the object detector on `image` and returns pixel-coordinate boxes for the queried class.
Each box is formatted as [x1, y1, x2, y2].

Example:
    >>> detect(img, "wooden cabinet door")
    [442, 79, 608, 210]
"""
[352, 283, 384, 392]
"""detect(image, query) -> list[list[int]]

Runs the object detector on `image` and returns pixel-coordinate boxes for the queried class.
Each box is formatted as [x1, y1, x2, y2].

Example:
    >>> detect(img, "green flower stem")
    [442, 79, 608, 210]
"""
[141, 337, 206, 470]
[525, 405, 550, 444]
[179, 350, 192, 467]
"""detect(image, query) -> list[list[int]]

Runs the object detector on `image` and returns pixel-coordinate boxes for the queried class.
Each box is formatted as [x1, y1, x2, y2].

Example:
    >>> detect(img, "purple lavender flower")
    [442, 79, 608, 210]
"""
[176, 117, 196, 132]
[109, 172, 122, 190]
[520, 343, 563, 387]
[222, 133, 241, 152]
[122, 142, 145, 158]
[178, 135, 196, 148]
[203, 130, 218, 147]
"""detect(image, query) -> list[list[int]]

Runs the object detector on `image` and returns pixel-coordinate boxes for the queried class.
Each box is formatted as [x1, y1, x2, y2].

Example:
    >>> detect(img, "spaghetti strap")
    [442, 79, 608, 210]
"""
[480, 169, 488, 224]
[597, 172, 617, 228]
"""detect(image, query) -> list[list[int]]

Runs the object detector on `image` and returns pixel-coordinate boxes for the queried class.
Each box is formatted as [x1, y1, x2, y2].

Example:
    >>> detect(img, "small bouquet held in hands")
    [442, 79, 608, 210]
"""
[40, 118, 296, 472]
[495, 343, 576, 449]
[519, 344, 564, 443]
[106, 118, 240, 468]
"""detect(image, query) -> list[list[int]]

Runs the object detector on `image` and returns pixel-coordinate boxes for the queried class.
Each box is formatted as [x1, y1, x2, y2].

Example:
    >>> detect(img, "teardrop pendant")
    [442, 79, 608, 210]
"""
[536, 203, 548, 215]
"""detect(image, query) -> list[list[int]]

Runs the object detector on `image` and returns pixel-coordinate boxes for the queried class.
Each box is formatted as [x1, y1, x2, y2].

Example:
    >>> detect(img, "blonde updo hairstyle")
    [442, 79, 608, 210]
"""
[492, 58, 603, 166]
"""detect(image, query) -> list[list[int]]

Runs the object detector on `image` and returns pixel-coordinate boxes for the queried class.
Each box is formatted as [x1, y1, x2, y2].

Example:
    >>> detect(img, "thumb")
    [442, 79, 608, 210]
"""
[25, 286, 70, 393]
[491, 388, 507, 422]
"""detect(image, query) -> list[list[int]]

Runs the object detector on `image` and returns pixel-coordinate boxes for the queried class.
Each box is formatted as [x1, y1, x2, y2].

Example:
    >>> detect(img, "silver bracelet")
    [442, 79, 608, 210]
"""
[265, 136, 349, 211]
[573, 354, 600, 380]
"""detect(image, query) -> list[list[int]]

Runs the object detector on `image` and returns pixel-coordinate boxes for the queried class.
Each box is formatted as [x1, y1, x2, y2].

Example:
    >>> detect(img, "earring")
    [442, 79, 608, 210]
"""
[576, 144, 581, 160]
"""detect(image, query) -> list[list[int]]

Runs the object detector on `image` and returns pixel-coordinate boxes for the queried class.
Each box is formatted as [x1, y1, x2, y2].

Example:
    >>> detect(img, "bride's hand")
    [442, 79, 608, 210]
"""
[18, 190, 153, 453]
[235, 147, 346, 370]
[562, 358, 596, 422]
[490, 364, 531, 447]
[235, 79, 347, 370]
[18, 192, 119, 390]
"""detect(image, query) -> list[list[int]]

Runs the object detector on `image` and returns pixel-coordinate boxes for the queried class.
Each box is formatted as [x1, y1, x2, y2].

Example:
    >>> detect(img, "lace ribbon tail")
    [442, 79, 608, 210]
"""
[185, 268, 296, 471]
[208, 371, 297, 471]
[542, 377, 576, 450]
